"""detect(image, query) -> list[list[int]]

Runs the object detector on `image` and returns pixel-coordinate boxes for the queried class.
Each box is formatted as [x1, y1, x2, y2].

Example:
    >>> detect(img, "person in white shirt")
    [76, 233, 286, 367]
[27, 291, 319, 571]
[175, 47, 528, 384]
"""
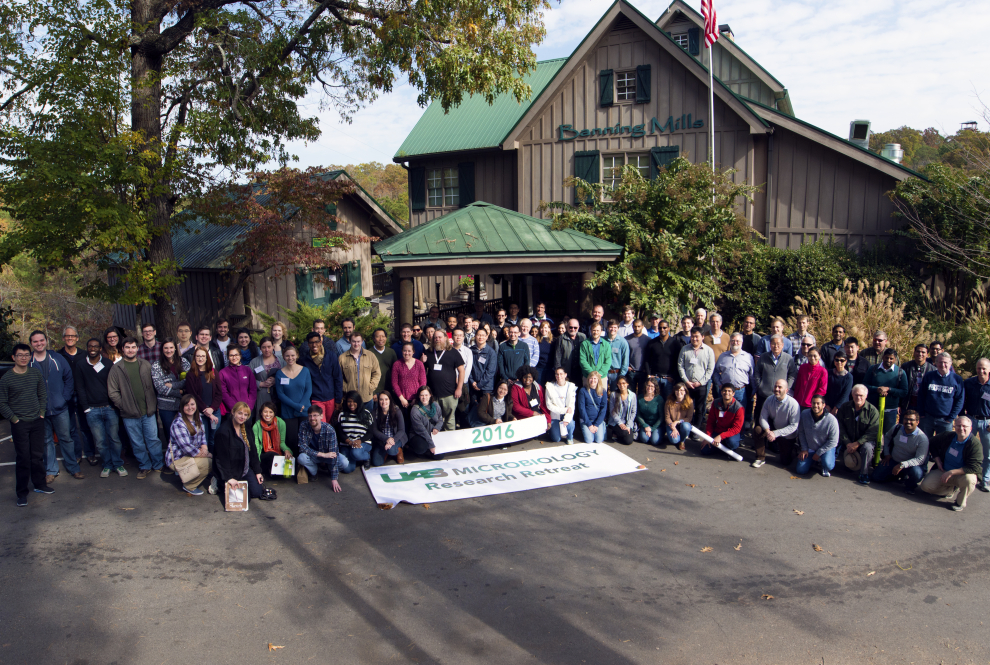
[518, 318, 540, 368]
[452, 329, 473, 428]
[545, 367, 577, 444]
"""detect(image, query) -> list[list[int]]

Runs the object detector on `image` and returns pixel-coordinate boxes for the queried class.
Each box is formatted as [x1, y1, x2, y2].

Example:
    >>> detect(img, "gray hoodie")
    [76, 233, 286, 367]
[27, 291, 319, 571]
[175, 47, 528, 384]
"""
[798, 410, 839, 455]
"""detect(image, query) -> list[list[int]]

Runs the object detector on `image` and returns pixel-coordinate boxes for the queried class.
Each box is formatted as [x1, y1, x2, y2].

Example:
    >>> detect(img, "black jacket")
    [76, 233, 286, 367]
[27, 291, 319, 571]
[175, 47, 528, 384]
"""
[644, 336, 684, 379]
[213, 416, 262, 484]
[72, 357, 113, 411]
[370, 408, 409, 447]
[182, 342, 224, 374]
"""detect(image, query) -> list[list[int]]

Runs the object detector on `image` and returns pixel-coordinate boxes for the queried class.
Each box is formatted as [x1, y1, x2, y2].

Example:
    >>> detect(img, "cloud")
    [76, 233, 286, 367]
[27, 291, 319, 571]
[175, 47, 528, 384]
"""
[287, 0, 990, 167]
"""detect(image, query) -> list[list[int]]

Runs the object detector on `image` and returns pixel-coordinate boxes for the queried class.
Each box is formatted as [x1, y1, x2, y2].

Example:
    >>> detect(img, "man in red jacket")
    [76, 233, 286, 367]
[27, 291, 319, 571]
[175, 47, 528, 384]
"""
[702, 384, 745, 456]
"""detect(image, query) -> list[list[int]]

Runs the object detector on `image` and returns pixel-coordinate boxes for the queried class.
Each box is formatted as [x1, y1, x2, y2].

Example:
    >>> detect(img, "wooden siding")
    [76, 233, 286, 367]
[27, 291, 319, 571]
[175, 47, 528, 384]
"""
[710, 43, 777, 108]
[406, 152, 516, 305]
[515, 23, 755, 220]
[766, 126, 900, 250]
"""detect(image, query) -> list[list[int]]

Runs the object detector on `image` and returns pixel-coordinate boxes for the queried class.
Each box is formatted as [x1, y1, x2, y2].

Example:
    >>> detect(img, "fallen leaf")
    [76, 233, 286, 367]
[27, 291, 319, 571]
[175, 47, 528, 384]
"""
[423, 504, 430, 510]
[674, 461, 679, 465]
[734, 543, 743, 551]
[867, 571, 876, 576]
[812, 544, 823, 552]
[793, 509, 804, 515]
[686, 483, 696, 488]
[268, 643, 285, 651]
[700, 546, 713, 553]
[895, 560, 912, 570]
[636, 464, 647, 469]
[647, 458, 652, 461]
[120, 508, 135, 511]
[660, 469, 666, 472]
[789, 476, 798, 479]
[761, 594, 774, 600]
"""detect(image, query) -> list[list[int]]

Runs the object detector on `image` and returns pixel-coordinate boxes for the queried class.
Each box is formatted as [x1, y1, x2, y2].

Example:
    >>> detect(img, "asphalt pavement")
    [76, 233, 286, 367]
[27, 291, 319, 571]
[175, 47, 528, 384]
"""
[0, 427, 988, 665]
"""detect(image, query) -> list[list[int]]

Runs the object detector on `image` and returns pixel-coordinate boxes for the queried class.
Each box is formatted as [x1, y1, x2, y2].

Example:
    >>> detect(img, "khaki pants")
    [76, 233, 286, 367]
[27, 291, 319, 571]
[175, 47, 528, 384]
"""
[919, 469, 978, 508]
[437, 395, 458, 431]
[170, 458, 212, 491]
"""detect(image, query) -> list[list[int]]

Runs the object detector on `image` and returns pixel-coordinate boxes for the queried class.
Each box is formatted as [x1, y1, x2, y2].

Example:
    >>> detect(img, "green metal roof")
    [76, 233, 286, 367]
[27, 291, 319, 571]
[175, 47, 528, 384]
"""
[172, 218, 247, 270]
[374, 202, 623, 261]
[394, 59, 568, 160]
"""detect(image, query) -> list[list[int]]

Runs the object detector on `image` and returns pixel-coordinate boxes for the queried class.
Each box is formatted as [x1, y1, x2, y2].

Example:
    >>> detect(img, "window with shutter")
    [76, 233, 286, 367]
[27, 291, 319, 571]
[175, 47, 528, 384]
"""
[688, 28, 700, 55]
[409, 167, 426, 211]
[635, 65, 651, 103]
[457, 162, 475, 207]
[599, 69, 614, 107]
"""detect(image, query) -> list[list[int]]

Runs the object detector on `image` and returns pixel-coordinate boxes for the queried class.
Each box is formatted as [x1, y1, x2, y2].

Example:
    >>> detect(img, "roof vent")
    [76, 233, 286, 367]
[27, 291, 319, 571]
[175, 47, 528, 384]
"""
[848, 120, 871, 149]
[612, 14, 637, 32]
[718, 23, 734, 41]
[880, 143, 904, 164]
[961, 121, 979, 132]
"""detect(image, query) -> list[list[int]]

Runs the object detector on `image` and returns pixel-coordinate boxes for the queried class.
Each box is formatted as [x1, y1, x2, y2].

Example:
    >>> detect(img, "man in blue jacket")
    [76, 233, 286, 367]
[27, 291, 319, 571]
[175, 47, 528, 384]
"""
[470, 327, 498, 396]
[300, 332, 343, 422]
[963, 358, 990, 492]
[496, 324, 529, 384]
[919, 352, 965, 440]
[28, 330, 81, 481]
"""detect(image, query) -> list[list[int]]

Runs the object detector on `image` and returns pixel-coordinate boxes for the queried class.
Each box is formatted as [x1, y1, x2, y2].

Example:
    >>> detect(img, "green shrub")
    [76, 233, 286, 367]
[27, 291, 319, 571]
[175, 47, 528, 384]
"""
[717, 241, 780, 325]
[250, 287, 392, 345]
[0, 305, 18, 356]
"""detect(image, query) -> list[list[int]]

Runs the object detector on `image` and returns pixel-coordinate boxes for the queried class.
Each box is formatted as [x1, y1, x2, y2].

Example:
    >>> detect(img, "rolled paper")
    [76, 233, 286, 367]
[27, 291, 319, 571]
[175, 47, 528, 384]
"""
[690, 426, 744, 461]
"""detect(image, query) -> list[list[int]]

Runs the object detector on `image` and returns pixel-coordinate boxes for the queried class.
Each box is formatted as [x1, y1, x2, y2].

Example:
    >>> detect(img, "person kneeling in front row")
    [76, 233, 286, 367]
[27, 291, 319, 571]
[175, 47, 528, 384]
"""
[214, 401, 275, 504]
[252, 401, 293, 479]
[165, 394, 212, 495]
[871, 410, 928, 494]
[920, 416, 983, 511]
[796, 394, 839, 477]
[296, 405, 342, 491]
[701, 384, 744, 457]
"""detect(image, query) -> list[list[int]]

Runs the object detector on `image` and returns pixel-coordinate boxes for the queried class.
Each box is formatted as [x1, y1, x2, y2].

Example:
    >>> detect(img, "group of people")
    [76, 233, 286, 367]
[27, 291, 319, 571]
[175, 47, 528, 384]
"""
[1, 300, 986, 513]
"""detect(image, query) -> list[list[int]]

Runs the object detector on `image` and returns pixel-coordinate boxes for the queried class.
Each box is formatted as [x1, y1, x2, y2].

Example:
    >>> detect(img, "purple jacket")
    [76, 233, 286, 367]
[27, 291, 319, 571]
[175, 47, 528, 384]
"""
[218, 364, 258, 415]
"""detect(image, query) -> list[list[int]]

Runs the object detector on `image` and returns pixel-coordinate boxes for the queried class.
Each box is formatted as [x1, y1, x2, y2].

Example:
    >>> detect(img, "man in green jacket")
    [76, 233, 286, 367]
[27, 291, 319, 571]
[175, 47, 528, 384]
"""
[579, 322, 612, 380]
[836, 384, 880, 485]
[921, 416, 984, 511]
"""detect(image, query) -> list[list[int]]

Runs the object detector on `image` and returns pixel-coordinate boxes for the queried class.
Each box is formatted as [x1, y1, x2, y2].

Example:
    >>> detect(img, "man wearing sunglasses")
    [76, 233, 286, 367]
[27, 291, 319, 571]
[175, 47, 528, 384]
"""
[643, 320, 682, 401]
[550, 319, 586, 383]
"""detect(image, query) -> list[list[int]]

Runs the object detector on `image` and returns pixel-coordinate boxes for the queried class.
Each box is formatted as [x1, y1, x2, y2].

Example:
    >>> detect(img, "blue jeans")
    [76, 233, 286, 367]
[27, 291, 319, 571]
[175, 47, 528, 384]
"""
[122, 414, 164, 471]
[665, 421, 692, 446]
[655, 376, 675, 401]
[549, 418, 576, 442]
[638, 426, 662, 446]
[580, 422, 606, 443]
[700, 433, 741, 455]
[972, 418, 990, 486]
[160, 410, 178, 446]
[297, 452, 343, 477]
[339, 441, 372, 473]
[871, 459, 924, 489]
[86, 406, 123, 469]
[921, 416, 953, 440]
[44, 409, 79, 475]
[68, 396, 96, 460]
[795, 448, 836, 475]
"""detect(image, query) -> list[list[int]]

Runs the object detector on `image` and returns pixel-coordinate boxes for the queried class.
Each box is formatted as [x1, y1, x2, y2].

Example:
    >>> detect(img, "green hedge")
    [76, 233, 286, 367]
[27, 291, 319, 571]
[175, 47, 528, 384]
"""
[716, 239, 923, 327]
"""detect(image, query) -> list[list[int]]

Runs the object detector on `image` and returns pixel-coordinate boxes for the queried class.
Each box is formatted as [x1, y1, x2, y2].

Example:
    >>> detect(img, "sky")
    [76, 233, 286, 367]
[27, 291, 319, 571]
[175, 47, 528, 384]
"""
[284, 0, 990, 168]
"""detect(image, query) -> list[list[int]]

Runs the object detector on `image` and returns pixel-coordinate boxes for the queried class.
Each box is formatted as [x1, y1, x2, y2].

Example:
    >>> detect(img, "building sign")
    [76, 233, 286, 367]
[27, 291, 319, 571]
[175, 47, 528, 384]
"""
[557, 114, 703, 141]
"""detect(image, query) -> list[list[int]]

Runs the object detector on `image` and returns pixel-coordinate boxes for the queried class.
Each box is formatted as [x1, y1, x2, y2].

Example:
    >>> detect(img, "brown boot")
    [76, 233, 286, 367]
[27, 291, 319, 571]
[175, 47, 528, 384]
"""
[45, 474, 56, 484]
[297, 467, 309, 484]
[72, 471, 85, 479]
[396, 447, 405, 465]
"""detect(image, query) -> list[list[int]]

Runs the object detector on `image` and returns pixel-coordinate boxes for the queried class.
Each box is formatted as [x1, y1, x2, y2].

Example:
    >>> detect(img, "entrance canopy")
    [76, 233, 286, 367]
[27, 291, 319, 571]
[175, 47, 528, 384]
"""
[374, 202, 622, 332]
[374, 202, 621, 277]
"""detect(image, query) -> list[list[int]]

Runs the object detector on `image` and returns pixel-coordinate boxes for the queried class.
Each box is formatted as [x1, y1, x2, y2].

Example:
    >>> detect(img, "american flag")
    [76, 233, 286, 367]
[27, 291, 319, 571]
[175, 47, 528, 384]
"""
[701, 0, 719, 48]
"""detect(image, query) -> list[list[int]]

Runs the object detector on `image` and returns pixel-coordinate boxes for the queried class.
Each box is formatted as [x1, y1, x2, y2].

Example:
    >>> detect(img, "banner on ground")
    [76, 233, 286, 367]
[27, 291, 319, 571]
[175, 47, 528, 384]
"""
[431, 416, 548, 454]
[363, 443, 645, 508]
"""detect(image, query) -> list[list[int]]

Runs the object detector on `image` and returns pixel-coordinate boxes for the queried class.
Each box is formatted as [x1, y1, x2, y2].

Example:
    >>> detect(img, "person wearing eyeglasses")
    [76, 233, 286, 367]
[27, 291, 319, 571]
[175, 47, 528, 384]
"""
[550, 319, 586, 384]
[861, 330, 889, 367]
[824, 352, 853, 415]
[643, 319, 682, 401]
[793, 336, 815, 368]
[1, 344, 53, 506]
[59, 326, 98, 467]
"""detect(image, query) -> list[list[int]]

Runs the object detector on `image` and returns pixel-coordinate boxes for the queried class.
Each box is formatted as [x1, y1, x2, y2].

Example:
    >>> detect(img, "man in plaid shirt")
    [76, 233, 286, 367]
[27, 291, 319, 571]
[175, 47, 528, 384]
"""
[296, 405, 342, 492]
[137, 323, 161, 363]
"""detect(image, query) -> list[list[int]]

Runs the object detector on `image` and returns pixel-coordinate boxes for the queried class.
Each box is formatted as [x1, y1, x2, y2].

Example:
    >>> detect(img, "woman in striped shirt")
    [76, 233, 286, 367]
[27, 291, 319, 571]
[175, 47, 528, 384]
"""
[334, 391, 374, 471]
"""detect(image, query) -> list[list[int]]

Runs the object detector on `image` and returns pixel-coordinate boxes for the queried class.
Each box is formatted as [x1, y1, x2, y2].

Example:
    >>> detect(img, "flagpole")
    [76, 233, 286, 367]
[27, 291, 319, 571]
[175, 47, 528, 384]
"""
[708, 42, 715, 204]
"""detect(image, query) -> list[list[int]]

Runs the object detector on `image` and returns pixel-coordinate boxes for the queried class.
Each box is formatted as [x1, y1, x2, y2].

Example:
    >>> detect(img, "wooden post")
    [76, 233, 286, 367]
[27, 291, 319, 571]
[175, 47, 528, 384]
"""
[397, 273, 415, 340]
[580, 271, 595, 318]
[474, 274, 481, 303]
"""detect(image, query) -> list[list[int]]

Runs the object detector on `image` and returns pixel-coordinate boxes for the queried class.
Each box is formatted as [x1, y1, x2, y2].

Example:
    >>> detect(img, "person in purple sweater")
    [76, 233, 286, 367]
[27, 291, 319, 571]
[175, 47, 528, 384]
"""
[218, 347, 257, 416]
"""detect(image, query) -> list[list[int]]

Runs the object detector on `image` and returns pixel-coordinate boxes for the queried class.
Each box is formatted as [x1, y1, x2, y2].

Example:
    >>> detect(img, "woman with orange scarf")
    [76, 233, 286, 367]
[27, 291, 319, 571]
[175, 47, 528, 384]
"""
[251, 401, 292, 477]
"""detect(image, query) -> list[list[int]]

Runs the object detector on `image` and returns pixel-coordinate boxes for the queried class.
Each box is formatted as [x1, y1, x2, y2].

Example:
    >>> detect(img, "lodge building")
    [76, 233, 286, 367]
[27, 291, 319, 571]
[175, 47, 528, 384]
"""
[380, 0, 919, 326]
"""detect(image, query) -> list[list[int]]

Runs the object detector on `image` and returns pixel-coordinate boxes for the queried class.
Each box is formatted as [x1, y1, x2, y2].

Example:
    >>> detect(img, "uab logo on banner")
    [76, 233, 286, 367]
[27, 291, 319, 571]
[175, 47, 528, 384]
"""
[381, 468, 448, 483]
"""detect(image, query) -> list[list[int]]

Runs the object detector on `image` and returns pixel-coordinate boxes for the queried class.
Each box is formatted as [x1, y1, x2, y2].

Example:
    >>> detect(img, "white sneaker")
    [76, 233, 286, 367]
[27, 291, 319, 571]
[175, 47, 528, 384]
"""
[750, 459, 765, 468]
[208, 477, 218, 495]
[566, 439, 574, 445]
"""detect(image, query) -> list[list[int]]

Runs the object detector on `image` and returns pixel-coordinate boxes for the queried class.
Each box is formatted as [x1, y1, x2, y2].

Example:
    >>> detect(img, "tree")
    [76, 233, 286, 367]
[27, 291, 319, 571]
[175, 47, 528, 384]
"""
[543, 159, 759, 316]
[0, 0, 551, 332]
[329, 161, 409, 224]
[182, 166, 374, 319]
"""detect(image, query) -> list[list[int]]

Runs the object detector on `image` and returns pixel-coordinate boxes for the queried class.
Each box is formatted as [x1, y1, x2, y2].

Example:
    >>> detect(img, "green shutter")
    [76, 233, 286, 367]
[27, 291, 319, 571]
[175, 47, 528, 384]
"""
[635, 65, 651, 103]
[599, 69, 613, 107]
[457, 162, 475, 207]
[346, 260, 362, 297]
[295, 270, 312, 303]
[688, 28, 700, 55]
[409, 167, 426, 212]
[649, 146, 680, 179]
[573, 150, 600, 205]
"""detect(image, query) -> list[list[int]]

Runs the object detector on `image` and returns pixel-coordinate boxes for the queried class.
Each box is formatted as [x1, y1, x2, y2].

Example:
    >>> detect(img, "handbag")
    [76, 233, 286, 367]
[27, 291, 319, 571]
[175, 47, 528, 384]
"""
[172, 455, 201, 484]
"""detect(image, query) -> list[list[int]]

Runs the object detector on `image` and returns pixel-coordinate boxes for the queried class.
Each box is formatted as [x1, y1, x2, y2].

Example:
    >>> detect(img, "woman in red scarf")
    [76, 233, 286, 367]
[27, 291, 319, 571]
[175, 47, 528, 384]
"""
[251, 401, 292, 477]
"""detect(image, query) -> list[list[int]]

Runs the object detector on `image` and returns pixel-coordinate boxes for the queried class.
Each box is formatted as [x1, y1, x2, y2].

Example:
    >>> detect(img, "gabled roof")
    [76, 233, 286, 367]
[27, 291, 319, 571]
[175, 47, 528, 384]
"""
[655, 1, 794, 117]
[393, 59, 568, 160]
[172, 170, 403, 270]
[374, 202, 622, 262]
[747, 100, 924, 181]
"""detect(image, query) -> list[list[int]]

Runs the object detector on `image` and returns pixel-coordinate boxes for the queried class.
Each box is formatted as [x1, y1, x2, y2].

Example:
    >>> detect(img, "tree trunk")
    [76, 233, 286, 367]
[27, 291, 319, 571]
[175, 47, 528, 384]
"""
[132, 0, 188, 334]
